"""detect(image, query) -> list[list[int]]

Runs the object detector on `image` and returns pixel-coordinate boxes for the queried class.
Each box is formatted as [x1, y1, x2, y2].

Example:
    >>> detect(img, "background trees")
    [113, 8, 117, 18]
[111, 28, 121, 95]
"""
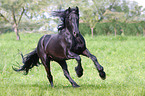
[0, 0, 50, 40]
[0, 0, 145, 40]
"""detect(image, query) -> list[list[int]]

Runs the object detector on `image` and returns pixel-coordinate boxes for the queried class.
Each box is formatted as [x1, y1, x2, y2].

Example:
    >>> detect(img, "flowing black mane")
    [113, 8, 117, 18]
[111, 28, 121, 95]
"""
[52, 7, 79, 30]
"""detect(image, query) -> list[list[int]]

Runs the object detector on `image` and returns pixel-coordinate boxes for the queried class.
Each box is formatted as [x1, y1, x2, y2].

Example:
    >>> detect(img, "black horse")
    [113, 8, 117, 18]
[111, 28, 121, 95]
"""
[13, 7, 106, 87]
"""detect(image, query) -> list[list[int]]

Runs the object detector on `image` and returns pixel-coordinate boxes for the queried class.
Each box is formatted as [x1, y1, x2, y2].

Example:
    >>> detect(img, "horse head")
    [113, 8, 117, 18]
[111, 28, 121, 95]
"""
[65, 6, 80, 37]
[52, 6, 80, 37]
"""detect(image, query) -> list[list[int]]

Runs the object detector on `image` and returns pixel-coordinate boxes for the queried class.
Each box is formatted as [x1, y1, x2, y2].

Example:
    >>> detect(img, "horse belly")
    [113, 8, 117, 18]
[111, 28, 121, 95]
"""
[46, 41, 67, 60]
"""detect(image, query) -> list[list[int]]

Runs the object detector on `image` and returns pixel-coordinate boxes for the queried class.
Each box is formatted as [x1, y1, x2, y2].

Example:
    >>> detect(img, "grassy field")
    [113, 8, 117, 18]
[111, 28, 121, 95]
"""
[0, 32, 145, 96]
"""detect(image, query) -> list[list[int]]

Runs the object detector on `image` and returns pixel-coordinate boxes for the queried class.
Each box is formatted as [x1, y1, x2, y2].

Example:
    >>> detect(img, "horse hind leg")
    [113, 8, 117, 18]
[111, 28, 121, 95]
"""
[44, 62, 53, 87]
[44, 61, 53, 87]
[57, 60, 80, 87]
[40, 54, 53, 87]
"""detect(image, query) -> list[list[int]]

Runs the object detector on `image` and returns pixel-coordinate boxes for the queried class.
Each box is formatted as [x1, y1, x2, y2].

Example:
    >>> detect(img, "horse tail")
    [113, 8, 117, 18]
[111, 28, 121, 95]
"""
[12, 48, 40, 75]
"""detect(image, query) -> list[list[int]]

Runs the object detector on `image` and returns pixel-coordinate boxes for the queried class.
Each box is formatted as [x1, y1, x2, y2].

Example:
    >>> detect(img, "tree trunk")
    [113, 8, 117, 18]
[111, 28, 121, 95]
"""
[120, 29, 124, 36]
[13, 23, 20, 40]
[136, 32, 139, 36]
[143, 28, 145, 37]
[91, 27, 94, 37]
[114, 27, 117, 36]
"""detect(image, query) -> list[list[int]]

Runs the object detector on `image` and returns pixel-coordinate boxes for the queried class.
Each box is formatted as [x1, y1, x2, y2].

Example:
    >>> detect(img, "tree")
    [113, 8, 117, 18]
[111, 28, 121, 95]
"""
[80, 7, 99, 37]
[80, 0, 122, 37]
[103, 9, 125, 36]
[0, 0, 50, 40]
[119, 0, 145, 22]
[0, 0, 25, 40]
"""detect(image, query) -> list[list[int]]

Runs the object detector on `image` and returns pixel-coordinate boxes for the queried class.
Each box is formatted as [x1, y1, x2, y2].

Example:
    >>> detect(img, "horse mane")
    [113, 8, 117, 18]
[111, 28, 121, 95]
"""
[52, 7, 79, 31]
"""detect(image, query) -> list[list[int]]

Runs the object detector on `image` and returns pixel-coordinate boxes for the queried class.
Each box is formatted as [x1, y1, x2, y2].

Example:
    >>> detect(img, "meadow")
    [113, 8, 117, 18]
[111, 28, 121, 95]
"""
[0, 32, 145, 96]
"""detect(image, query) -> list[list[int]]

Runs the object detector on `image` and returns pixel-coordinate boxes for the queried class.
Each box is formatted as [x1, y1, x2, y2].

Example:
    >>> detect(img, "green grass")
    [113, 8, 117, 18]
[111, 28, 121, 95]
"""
[0, 32, 145, 96]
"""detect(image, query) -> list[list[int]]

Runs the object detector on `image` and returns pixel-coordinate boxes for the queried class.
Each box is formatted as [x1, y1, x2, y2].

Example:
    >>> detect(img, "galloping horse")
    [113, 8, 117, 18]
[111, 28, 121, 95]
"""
[13, 7, 106, 87]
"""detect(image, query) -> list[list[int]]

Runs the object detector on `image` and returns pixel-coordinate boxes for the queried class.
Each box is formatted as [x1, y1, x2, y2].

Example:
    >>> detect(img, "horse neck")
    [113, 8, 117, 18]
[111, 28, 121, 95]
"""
[59, 27, 73, 37]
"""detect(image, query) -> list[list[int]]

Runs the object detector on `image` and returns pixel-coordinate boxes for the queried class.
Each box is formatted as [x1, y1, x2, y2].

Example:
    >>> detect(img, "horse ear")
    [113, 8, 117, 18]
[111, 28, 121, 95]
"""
[68, 7, 71, 12]
[76, 6, 79, 13]
[65, 7, 71, 14]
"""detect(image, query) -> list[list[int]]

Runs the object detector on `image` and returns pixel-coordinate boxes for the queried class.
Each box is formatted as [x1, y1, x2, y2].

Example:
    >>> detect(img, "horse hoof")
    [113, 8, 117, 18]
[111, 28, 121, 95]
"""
[99, 71, 106, 80]
[75, 67, 83, 78]
[73, 84, 80, 88]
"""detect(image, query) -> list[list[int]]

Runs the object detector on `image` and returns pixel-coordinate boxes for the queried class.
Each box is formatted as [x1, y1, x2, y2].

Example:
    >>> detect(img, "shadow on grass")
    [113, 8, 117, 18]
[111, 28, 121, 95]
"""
[13, 82, 107, 90]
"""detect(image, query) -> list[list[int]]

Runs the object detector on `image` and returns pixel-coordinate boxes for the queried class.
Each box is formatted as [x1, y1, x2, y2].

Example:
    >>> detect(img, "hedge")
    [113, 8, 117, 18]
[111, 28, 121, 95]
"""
[79, 21, 145, 36]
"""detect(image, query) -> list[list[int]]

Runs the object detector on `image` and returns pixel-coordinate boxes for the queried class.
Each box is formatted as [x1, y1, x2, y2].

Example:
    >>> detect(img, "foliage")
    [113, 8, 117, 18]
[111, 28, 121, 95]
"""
[79, 23, 90, 35]
[0, 33, 145, 96]
[1, 0, 145, 38]
[0, 0, 51, 40]
[79, 22, 145, 36]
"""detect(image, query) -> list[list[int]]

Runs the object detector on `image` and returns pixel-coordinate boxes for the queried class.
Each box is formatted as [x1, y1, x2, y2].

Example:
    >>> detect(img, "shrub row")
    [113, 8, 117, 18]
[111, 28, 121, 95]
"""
[1, 22, 145, 36]
[79, 22, 145, 36]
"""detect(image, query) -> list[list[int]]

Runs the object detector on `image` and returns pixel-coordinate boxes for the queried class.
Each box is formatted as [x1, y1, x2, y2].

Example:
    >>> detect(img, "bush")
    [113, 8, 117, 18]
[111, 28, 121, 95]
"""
[79, 21, 145, 36]
[79, 23, 90, 35]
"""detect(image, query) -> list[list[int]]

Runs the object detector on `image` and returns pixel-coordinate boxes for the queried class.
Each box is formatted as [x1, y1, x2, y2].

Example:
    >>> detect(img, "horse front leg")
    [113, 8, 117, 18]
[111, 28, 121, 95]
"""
[82, 49, 106, 80]
[67, 51, 83, 78]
